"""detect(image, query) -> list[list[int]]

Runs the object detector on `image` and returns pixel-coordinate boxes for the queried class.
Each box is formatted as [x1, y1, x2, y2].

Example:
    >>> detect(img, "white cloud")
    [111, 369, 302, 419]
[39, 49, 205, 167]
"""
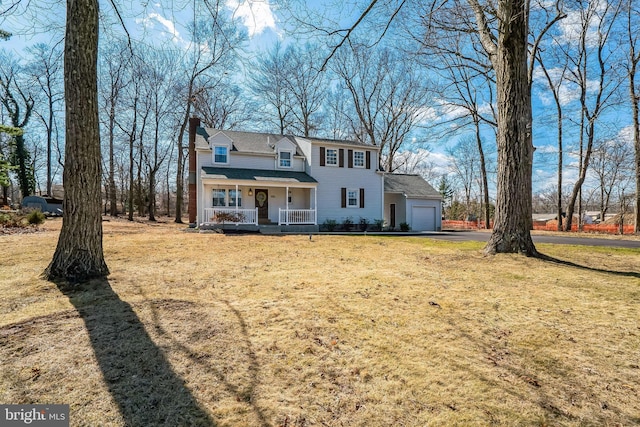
[226, 0, 277, 37]
[136, 13, 184, 45]
[532, 65, 600, 107]
[414, 106, 438, 123]
[431, 98, 495, 123]
[393, 148, 452, 179]
[557, 1, 608, 48]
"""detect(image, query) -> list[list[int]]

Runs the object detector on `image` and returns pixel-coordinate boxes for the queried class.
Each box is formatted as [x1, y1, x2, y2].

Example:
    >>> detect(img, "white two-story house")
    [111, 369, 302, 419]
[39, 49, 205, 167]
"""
[187, 118, 441, 231]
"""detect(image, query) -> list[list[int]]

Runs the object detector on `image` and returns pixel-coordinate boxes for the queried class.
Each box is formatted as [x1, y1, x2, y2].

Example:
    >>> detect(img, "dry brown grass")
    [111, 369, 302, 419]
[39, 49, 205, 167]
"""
[1, 217, 639, 426]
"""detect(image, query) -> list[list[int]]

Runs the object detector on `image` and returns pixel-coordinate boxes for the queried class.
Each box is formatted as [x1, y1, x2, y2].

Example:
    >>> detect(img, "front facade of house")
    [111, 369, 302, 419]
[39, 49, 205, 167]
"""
[190, 120, 383, 229]
[188, 118, 441, 231]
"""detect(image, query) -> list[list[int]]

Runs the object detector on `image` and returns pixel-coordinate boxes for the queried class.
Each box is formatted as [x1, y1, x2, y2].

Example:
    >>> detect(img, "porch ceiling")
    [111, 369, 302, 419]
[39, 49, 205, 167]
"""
[201, 166, 317, 185]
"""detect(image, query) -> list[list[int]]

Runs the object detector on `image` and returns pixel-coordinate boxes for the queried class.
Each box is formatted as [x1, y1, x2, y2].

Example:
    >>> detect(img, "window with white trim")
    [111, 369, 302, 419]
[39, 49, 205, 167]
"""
[213, 146, 228, 163]
[279, 150, 292, 168]
[353, 151, 365, 168]
[213, 189, 226, 206]
[326, 148, 337, 166]
[213, 189, 242, 207]
[347, 189, 359, 207]
[228, 189, 242, 207]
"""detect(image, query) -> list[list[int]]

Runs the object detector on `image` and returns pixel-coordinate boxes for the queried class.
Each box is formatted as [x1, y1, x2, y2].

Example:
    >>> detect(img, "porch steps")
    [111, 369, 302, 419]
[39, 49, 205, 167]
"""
[259, 225, 320, 234]
[259, 225, 282, 235]
[281, 224, 319, 233]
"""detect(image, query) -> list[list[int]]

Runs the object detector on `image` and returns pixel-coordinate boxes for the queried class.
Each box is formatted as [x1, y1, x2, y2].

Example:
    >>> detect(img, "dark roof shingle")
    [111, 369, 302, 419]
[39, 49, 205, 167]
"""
[384, 174, 441, 198]
[202, 167, 317, 183]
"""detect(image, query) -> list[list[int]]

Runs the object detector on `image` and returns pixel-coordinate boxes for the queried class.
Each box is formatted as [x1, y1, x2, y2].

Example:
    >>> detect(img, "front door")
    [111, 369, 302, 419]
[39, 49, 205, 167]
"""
[255, 189, 269, 223]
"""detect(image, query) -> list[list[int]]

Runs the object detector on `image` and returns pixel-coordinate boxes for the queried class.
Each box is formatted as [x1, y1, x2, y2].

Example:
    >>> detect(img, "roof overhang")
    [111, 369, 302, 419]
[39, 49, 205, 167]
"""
[201, 167, 317, 188]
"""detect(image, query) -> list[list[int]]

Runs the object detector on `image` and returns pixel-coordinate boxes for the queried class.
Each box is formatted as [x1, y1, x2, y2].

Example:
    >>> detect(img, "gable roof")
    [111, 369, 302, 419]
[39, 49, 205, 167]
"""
[296, 135, 379, 149]
[195, 128, 302, 155]
[202, 167, 317, 183]
[384, 174, 441, 199]
[195, 127, 377, 152]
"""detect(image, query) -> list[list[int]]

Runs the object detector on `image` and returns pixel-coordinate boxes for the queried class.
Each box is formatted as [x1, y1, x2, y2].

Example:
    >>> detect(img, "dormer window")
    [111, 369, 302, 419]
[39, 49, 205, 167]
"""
[213, 146, 228, 164]
[279, 150, 292, 168]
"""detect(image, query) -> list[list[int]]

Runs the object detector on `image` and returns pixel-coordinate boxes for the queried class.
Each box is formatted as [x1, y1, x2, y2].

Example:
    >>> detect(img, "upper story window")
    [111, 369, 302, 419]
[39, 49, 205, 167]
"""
[214, 146, 228, 164]
[353, 151, 365, 168]
[279, 150, 292, 168]
[326, 148, 338, 166]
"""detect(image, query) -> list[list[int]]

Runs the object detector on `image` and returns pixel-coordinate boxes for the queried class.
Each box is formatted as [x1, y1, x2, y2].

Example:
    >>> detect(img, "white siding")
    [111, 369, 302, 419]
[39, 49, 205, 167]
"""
[294, 137, 314, 175]
[309, 144, 383, 224]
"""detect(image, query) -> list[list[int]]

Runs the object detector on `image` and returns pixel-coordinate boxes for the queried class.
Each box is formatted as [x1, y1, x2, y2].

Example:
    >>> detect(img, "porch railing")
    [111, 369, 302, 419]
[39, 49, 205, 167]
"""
[204, 207, 258, 225]
[278, 208, 317, 225]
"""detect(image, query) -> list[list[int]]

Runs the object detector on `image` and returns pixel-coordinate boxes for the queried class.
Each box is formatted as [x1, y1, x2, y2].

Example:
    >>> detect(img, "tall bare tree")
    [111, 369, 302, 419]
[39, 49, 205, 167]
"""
[333, 44, 430, 171]
[284, 43, 327, 137]
[535, 52, 568, 230]
[461, 0, 537, 254]
[248, 42, 295, 134]
[626, 0, 640, 233]
[175, 5, 243, 224]
[562, 0, 623, 231]
[139, 47, 177, 221]
[27, 43, 63, 198]
[591, 136, 634, 223]
[45, 0, 109, 281]
[99, 41, 131, 216]
[447, 135, 480, 221]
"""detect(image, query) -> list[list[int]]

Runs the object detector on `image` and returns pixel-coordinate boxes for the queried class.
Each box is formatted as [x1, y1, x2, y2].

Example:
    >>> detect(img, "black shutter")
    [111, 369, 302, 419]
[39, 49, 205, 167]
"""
[320, 147, 325, 166]
[366, 151, 371, 169]
[360, 188, 365, 208]
[341, 188, 347, 208]
[339, 149, 344, 167]
[348, 150, 353, 168]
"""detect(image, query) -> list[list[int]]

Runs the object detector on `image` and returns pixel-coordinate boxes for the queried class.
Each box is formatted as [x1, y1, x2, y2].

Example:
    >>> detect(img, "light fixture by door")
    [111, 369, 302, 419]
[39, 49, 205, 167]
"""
[248, 188, 253, 196]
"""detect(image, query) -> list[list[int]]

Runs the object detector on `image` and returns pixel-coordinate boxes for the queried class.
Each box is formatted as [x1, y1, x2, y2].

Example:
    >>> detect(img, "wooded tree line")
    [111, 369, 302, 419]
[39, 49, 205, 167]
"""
[1, 0, 639, 236]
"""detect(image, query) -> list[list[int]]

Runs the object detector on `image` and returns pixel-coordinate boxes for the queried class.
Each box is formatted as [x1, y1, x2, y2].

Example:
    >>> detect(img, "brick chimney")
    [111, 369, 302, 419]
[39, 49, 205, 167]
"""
[188, 116, 200, 226]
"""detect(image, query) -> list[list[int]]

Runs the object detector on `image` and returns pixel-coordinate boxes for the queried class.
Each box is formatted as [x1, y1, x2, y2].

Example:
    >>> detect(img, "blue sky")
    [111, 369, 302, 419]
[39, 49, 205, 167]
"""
[2, 0, 635, 199]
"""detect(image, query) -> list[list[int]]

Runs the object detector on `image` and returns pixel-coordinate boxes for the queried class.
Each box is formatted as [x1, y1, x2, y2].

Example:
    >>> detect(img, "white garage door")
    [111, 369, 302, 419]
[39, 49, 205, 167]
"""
[412, 206, 436, 231]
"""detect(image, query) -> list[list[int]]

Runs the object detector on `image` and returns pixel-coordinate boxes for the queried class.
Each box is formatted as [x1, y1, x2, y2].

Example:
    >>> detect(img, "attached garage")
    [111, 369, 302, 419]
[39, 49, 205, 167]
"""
[411, 205, 437, 231]
[384, 174, 442, 231]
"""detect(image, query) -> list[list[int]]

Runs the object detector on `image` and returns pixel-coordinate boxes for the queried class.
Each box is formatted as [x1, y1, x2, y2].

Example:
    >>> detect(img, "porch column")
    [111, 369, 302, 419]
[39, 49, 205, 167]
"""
[201, 181, 206, 225]
[314, 187, 317, 225]
[286, 185, 289, 225]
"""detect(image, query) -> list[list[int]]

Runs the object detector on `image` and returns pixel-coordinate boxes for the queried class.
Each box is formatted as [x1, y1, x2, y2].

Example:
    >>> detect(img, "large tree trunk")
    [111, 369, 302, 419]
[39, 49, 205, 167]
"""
[632, 59, 640, 234]
[476, 0, 537, 255]
[45, 0, 108, 282]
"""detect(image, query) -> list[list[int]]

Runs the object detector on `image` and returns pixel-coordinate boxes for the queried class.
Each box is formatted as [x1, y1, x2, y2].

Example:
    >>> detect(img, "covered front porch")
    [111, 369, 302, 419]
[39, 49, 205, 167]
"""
[199, 167, 318, 227]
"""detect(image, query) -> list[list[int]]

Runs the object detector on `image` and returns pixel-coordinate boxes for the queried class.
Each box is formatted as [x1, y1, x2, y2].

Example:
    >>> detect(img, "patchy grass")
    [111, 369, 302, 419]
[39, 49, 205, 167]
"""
[1, 218, 639, 426]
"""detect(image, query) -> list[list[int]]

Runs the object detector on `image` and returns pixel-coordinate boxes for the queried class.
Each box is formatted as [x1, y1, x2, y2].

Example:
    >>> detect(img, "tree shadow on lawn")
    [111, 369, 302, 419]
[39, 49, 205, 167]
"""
[536, 253, 640, 279]
[143, 297, 270, 427]
[449, 320, 640, 425]
[53, 278, 215, 426]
